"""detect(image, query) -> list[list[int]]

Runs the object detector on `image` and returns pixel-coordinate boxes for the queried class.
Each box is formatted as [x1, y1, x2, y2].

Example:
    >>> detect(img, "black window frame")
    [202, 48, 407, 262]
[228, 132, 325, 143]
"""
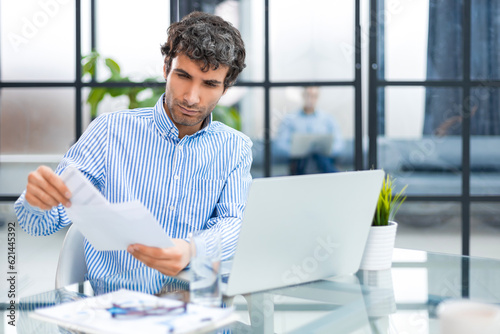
[369, 0, 500, 257]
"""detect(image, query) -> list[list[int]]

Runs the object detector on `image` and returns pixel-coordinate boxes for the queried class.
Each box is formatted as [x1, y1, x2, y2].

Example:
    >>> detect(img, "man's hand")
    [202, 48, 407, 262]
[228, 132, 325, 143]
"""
[25, 166, 72, 210]
[127, 239, 191, 276]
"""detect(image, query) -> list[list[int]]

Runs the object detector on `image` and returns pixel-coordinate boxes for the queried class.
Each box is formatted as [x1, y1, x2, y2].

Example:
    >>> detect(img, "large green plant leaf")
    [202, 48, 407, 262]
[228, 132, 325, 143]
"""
[87, 87, 106, 119]
[81, 51, 99, 78]
[212, 105, 241, 130]
[105, 58, 121, 80]
[135, 87, 165, 109]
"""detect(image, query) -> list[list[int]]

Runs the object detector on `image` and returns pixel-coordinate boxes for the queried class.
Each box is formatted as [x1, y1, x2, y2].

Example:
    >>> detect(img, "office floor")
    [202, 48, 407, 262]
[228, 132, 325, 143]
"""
[1, 202, 499, 302]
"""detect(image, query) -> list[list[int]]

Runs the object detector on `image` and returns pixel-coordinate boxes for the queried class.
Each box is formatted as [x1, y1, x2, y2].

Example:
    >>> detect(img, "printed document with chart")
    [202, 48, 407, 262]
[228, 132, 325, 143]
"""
[60, 166, 173, 251]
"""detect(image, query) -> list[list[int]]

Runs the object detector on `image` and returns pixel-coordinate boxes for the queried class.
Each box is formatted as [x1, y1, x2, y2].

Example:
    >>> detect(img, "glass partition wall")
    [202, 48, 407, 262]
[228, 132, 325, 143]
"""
[1, 0, 499, 258]
[370, 0, 500, 258]
[0, 0, 169, 199]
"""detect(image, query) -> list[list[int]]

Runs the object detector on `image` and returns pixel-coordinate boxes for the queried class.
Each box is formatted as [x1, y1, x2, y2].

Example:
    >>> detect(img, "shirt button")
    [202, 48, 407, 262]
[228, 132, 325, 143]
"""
[169, 206, 175, 211]
[178, 145, 183, 151]
[174, 175, 179, 180]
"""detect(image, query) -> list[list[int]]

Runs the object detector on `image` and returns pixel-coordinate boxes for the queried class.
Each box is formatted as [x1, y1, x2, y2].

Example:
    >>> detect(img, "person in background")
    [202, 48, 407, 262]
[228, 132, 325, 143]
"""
[14, 11, 251, 290]
[275, 86, 344, 175]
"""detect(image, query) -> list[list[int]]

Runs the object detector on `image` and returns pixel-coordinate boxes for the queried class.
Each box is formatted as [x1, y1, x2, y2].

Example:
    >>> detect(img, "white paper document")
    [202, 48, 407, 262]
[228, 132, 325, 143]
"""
[61, 166, 174, 251]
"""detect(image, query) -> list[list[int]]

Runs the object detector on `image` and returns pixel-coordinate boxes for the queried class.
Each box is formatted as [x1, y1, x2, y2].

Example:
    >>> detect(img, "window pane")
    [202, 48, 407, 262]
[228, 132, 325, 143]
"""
[81, 0, 92, 58]
[0, 203, 16, 225]
[471, 203, 500, 260]
[469, 88, 500, 195]
[383, 0, 429, 80]
[214, 0, 265, 82]
[0, 0, 76, 82]
[471, 0, 500, 80]
[380, 87, 462, 195]
[217, 87, 264, 178]
[396, 202, 461, 255]
[0, 88, 75, 195]
[269, 0, 355, 82]
[79, 0, 99, 73]
[270, 86, 353, 176]
[94, 0, 168, 83]
[382, 0, 463, 81]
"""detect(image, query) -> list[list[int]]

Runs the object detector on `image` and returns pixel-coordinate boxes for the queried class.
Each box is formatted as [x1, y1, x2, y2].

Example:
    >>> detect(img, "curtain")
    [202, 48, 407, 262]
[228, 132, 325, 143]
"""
[424, 0, 500, 136]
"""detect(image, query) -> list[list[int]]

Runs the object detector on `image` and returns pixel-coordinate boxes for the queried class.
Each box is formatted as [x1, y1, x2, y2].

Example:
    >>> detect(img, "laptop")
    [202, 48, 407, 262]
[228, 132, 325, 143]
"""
[176, 170, 384, 296]
[289, 133, 334, 158]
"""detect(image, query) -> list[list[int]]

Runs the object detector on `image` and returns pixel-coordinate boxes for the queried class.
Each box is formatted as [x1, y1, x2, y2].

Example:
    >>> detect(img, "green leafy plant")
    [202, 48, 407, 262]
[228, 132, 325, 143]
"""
[212, 105, 241, 130]
[81, 51, 242, 130]
[372, 174, 407, 226]
[82, 51, 164, 120]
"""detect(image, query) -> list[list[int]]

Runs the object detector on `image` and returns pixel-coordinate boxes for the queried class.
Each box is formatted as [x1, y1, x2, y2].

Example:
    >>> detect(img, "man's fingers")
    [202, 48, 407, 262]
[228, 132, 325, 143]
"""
[24, 191, 54, 211]
[27, 167, 71, 207]
[129, 250, 176, 274]
[129, 244, 170, 258]
[38, 166, 72, 200]
[26, 183, 60, 208]
[127, 244, 184, 276]
[128, 245, 171, 264]
[129, 250, 159, 267]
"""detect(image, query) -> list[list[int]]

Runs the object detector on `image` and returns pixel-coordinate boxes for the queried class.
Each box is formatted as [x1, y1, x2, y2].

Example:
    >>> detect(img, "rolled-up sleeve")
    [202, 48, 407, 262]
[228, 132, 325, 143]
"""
[199, 137, 253, 261]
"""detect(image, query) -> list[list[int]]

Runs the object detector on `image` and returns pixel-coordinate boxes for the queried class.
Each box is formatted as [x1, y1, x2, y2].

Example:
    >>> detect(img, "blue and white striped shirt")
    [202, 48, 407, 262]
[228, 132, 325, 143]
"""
[15, 95, 253, 292]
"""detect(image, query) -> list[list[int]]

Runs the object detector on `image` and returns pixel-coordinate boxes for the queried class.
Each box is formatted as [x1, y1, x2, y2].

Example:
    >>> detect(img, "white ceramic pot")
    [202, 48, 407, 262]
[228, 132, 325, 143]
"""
[359, 222, 398, 271]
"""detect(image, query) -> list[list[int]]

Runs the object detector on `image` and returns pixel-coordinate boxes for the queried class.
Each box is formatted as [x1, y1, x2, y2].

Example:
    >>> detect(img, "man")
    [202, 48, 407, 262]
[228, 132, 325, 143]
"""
[275, 86, 343, 175]
[14, 12, 252, 284]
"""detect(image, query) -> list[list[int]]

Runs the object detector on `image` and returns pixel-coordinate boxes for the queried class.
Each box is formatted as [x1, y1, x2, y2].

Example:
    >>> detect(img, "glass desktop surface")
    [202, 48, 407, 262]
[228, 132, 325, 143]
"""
[8, 248, 500, 333]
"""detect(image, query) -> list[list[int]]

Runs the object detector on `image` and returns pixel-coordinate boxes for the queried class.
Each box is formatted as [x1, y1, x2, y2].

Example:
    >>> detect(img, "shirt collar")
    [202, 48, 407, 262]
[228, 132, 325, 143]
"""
[153, 94, 212, 139]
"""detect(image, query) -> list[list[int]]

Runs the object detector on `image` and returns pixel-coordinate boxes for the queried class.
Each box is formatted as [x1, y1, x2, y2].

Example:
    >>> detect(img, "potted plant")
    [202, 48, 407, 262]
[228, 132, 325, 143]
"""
[360, 174, 407, 270]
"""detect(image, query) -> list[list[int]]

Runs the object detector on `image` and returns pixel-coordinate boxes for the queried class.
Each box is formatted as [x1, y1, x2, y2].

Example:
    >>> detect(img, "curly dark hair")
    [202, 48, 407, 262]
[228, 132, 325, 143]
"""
[160, 11, 246, 90]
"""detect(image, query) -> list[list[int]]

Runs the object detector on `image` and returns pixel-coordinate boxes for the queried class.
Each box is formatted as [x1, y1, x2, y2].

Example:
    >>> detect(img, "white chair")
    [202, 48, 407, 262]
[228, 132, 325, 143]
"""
[55, 225, 87, 289]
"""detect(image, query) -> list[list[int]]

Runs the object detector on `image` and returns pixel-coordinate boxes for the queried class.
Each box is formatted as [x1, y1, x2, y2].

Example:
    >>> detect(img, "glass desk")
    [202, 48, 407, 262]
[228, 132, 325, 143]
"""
[7, 248, 500, 333]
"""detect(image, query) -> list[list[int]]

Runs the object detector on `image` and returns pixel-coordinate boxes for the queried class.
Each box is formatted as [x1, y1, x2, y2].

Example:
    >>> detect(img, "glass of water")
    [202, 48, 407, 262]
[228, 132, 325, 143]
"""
[189, 230, 222, 307]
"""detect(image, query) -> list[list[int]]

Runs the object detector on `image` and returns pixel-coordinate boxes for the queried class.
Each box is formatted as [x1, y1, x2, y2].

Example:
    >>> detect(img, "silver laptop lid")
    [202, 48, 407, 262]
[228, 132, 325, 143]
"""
[225, 170, 384, 296]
